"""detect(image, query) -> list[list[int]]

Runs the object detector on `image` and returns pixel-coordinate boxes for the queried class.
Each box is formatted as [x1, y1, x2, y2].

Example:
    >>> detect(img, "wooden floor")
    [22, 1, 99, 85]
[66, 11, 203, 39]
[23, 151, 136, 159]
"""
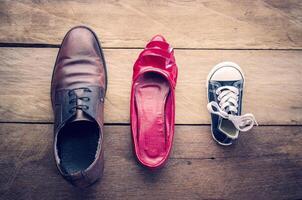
[0, 1, 302, 199]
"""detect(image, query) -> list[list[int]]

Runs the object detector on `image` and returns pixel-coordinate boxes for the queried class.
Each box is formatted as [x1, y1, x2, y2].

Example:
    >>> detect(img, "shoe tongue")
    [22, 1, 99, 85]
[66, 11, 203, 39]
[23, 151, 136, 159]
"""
[69, 110, 92, 123]
[219, 80, 238, 86]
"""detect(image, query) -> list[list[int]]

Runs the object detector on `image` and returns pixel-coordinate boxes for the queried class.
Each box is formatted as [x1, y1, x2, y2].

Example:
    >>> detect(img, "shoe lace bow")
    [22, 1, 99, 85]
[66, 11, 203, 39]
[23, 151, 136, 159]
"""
[207, 86, 258, 132]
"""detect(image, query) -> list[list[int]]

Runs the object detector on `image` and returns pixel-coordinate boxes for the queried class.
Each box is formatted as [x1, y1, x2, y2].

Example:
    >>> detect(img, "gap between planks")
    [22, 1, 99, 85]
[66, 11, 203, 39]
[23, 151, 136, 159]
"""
[1, 121, 302, 127]
[1, 43, 302, 51]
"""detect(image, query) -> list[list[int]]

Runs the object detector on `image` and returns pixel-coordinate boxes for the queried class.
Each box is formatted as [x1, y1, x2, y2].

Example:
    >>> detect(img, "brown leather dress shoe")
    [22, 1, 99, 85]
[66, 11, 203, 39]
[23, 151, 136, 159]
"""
[51, 26, 107, 187]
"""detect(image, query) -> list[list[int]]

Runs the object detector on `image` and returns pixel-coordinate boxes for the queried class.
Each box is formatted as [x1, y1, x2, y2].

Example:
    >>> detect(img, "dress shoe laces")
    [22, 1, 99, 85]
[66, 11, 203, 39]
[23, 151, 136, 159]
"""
[68, 87, 92, 113]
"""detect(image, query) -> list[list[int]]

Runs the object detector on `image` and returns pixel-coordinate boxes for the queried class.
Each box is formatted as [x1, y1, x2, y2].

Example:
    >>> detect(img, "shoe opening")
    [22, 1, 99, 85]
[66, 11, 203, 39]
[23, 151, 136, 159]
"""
[57, 120, 100, 174]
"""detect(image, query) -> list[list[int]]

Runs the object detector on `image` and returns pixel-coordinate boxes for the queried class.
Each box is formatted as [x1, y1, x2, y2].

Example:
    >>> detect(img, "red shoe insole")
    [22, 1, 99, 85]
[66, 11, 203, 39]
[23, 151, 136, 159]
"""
[135, 72, 170, 164]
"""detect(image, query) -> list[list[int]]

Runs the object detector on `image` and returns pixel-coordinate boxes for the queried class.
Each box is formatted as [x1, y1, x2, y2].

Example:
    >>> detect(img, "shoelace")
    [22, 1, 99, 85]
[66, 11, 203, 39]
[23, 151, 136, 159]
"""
[207, 86, 258, 132]
[68, 87, 92, 113]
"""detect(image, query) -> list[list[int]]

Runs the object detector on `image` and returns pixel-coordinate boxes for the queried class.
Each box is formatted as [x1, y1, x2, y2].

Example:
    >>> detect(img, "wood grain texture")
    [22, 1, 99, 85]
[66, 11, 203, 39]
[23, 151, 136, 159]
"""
[0, 124, 301, 200]
[0, 1, 301, 199]
[0, 48, 301, 124]
[1, 0, 302, 49]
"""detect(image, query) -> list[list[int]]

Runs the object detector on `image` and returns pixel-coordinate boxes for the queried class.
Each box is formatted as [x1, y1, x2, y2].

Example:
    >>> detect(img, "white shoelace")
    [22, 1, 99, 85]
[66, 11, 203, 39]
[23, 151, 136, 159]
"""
[207, 86, 258, 132]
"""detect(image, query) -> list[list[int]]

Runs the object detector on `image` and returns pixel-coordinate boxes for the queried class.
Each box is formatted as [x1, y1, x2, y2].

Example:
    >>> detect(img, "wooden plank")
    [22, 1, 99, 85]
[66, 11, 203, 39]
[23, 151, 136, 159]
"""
[1, 0, 302, 49]
[0, 48, 302, 124]
[0, 124, 301, 199]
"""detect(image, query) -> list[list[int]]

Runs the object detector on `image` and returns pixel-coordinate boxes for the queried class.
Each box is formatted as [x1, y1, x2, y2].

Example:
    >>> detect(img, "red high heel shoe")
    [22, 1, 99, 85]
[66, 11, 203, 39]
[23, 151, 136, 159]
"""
[130, 35, 178, 169]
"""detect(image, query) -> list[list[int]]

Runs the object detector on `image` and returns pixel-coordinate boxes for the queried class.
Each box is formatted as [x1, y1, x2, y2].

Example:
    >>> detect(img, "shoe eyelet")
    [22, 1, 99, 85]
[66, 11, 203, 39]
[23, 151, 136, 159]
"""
[68, 90, 75, 97]
[84, 88, 92, 93]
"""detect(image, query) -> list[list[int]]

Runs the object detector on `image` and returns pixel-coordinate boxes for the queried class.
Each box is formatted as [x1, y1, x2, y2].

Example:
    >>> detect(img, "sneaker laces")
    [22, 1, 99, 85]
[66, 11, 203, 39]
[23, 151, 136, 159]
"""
[207, 86, 258, 132]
